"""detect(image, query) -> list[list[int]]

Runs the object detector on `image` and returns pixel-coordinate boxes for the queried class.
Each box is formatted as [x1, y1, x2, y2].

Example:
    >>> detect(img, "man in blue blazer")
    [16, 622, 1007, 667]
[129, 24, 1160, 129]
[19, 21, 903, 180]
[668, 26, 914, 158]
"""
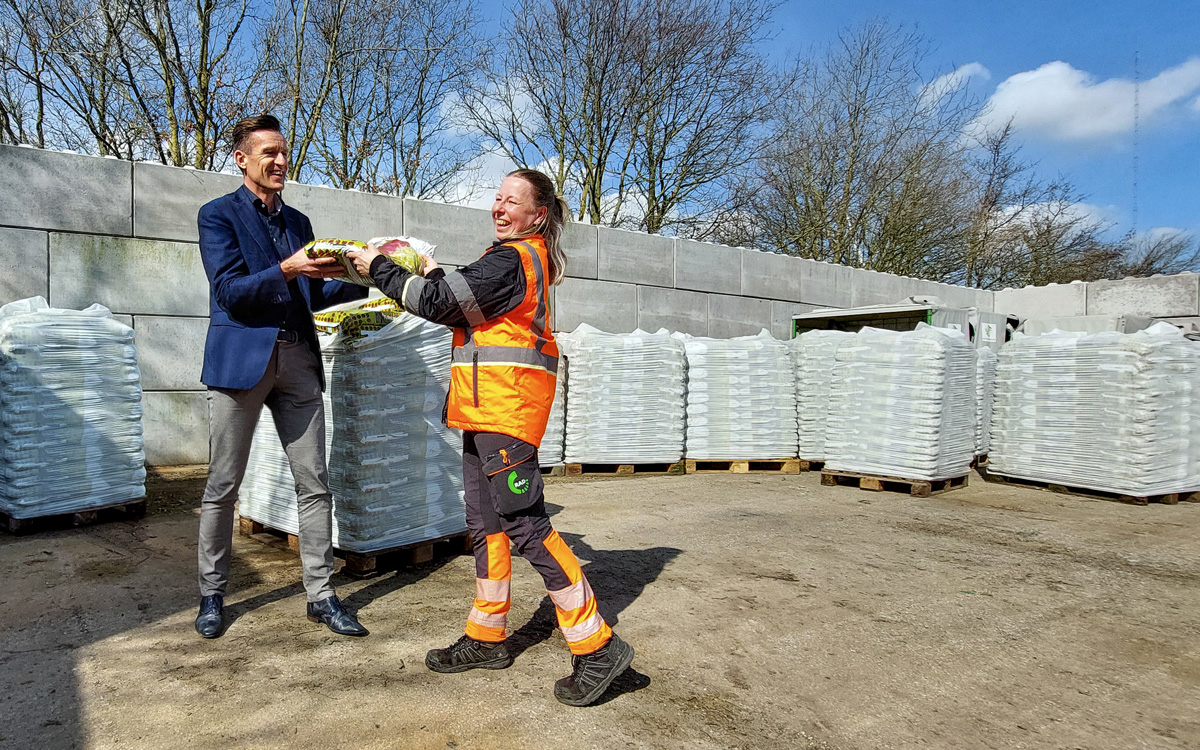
[194, 114, 369, 639]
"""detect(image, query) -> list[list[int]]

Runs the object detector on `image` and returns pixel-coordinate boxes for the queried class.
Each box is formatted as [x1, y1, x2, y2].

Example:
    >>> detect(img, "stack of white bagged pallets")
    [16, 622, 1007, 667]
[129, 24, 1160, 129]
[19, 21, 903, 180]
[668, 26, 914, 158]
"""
[988, 323, 1200, 496]
[0, 297, 145, 519]
[975, 347, 998, 457]
[563, 324, 686, 464]
[825, 324, 976, 480]
[241, 314, 465, 553]
[790, 330, 854, 460]
[538, 332, 572, 467]
[681, 330, 797, 459]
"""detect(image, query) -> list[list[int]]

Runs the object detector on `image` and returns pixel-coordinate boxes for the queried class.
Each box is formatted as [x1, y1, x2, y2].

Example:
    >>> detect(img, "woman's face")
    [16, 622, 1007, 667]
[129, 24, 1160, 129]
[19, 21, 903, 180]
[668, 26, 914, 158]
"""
[492, 175, 547, 241]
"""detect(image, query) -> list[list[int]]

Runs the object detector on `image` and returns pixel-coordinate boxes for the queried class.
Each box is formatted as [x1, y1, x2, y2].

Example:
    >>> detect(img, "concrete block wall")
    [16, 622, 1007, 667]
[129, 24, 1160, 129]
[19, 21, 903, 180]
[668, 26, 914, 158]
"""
[7, 144, 1193, 465]
[993, 274, 1200, 329]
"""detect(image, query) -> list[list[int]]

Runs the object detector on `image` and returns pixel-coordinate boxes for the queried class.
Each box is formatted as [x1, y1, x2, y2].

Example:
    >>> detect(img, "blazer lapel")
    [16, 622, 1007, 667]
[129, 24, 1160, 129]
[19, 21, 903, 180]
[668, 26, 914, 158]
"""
[230, 190, 276, 263]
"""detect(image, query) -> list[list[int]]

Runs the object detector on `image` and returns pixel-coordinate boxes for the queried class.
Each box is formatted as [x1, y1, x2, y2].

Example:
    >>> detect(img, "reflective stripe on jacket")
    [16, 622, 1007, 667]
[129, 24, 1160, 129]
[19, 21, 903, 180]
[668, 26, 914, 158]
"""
[445, 236, 558, 446]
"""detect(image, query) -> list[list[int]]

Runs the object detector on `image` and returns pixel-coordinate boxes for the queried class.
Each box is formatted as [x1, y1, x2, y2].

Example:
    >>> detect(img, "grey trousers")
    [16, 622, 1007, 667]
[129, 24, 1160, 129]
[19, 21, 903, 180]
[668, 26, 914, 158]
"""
[197, 341, 335, 603]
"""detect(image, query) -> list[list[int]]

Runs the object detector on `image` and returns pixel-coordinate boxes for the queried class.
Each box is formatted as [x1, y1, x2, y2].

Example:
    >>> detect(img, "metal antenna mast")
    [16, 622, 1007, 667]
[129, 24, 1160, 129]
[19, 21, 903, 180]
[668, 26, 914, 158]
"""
[1132, 50, 1140, 237]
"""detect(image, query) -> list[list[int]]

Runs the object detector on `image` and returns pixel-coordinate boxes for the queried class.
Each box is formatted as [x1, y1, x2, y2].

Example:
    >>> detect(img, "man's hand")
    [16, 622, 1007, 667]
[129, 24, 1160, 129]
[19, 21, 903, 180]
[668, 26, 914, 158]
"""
[346, 249, 382, 278]
[281, 248, 345, 281]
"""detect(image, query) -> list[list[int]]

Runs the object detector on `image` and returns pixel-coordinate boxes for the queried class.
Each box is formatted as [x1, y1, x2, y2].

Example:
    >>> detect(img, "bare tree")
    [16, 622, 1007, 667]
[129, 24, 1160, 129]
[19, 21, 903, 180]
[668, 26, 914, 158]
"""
[731, 21, 978, 270]
[118, 0, 255, 168]
[464, 0, 772, 232]
[1114, 230, 1200, 278]
[619, 0, 773, 236]
[262, 0, 484, 198]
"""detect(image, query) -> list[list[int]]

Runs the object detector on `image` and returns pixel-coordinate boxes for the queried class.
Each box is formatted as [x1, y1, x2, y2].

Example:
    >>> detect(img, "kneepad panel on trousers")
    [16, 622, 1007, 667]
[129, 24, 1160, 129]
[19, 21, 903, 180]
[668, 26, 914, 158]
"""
[482, 439, 544, 515]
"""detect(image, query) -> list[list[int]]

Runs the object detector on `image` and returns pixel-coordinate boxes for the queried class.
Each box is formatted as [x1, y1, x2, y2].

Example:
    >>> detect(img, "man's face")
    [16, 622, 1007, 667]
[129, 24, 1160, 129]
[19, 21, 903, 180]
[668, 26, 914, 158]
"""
[235, 129, 288, 196]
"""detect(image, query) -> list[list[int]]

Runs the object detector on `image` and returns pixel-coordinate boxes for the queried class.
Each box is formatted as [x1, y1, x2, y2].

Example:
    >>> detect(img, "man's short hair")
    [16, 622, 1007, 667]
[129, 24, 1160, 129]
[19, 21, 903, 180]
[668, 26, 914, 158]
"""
[231, 114, 283, 154]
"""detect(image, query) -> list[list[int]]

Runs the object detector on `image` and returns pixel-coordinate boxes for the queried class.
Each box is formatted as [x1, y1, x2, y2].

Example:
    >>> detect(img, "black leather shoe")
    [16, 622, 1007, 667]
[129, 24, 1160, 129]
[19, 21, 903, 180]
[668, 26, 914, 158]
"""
[306, 595, 368, 637]
[195, 594, 225, 639]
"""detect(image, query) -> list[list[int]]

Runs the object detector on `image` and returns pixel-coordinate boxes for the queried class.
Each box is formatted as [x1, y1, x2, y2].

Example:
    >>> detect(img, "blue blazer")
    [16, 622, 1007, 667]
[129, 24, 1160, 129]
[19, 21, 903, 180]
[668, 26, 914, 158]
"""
[198, 186, 367, 390]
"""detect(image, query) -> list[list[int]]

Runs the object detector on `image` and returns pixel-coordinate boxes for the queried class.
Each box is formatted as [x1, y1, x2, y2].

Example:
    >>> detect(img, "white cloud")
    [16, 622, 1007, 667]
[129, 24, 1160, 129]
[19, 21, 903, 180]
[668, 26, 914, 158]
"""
[974, 58, 1200, 141]
[922, 62, 990, 106]
[993, 199, 1115, 232]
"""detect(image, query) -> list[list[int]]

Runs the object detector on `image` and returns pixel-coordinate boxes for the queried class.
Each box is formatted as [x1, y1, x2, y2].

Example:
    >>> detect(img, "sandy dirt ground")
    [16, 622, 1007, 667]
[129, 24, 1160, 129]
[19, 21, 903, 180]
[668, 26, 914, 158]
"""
[1, 468, 1198, 750]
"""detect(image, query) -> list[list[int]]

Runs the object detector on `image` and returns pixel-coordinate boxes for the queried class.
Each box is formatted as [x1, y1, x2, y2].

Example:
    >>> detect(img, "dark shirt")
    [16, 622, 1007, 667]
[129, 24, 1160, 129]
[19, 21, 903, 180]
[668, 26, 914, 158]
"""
[369, 241, 528, 328]
[246, 187, 313, 338]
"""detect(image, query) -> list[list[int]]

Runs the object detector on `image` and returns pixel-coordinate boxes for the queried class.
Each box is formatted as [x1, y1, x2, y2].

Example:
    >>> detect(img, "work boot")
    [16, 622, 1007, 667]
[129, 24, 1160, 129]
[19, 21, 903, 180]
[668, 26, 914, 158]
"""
[553, 633, 635, 707]
[425, 634, 513, 673]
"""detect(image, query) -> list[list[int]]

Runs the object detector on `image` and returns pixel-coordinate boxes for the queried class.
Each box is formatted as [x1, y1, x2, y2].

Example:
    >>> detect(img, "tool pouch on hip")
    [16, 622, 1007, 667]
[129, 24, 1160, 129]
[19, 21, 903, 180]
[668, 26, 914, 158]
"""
[482, 440, 544, 515]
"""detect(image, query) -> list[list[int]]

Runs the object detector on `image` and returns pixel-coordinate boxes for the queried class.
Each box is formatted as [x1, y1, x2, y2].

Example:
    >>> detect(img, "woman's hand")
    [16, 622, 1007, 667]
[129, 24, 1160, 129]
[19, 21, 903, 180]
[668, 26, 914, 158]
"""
[347, 248, 382, 277]
[420, 254, 440, 276]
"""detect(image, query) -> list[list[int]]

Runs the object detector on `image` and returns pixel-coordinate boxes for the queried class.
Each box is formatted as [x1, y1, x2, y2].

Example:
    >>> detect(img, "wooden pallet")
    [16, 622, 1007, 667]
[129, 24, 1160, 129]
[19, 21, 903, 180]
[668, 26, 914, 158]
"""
[797, 459, 825, 472]
[820, 470, 968, 498]
[237, 517, 473, 577]
[980, 472, 1198, 506]
[562, 461, 686, 477]
[1, 497, 148, 535]
[971, 454, 989, 469]
[685, 458, 801, 475]
[539, 464, 566, 477]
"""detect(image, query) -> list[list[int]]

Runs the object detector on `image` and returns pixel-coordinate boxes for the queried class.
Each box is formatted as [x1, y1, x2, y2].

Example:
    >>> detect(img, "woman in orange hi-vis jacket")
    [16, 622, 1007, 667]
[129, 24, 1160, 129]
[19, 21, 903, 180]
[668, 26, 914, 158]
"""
[348, 168, 634, 707]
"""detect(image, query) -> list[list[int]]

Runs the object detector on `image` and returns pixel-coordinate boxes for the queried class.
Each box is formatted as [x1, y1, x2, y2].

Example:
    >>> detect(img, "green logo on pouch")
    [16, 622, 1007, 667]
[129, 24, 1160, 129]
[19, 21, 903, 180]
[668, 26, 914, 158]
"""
[508, 471, 530, 494]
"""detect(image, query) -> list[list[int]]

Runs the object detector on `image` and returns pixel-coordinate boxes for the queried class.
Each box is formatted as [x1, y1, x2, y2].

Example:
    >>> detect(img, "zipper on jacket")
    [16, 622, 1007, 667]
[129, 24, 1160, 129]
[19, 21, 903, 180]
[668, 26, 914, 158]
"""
[472, 351, 480, 408]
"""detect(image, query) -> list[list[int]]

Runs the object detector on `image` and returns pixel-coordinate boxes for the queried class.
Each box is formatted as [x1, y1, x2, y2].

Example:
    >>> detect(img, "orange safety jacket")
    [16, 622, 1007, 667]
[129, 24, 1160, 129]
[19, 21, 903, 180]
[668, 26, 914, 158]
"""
[443, 236, 559, 446]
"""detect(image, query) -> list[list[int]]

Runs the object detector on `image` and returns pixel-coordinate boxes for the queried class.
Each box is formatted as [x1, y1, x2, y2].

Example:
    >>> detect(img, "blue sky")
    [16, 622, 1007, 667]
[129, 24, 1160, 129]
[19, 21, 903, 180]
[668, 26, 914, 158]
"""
[770, 0, 1200, 240]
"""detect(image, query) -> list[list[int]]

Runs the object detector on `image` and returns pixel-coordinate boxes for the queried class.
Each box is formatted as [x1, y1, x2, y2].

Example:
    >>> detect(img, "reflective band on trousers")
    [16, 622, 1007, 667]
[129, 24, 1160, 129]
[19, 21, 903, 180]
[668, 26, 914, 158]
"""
[445, 271, 486, 327]
[475, 577, 511, 603]
[560, 611, 606, 643]
[451, 344, 559, 372]
[548, 577, 595, 613]
[468, 609, 507, 629]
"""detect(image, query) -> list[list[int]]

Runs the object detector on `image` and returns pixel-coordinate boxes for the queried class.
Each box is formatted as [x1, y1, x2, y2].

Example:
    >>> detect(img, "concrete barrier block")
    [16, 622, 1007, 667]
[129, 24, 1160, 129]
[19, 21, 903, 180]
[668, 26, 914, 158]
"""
[0, 227, 49, 304]
[133, 315, 208, 391]
[50, 234, 209, 316]
[741, 249, 803, 302]
[142, 390, 210, 466]
[286, 183, 404, 243]
[772, 301, 818, 340]
[563, 222, 598, 279]
[403, 198, 491, 267]
[555, 277, 637, 333]
[597, 227, 674, 287]
[674, 240, 741, 295]
[708, 294, 772, 338]
[638, 286, 708, 336]
[925, 281, 994, 312]
[799, 259, 853, 307]
[1087, 274, 1200, 317]
[114, 314, 133, 328]
[993, 283, 1087, 318]
[849, 268, 930, 307]
[0, 145, 132, 235]
[133, 163, 241, 242]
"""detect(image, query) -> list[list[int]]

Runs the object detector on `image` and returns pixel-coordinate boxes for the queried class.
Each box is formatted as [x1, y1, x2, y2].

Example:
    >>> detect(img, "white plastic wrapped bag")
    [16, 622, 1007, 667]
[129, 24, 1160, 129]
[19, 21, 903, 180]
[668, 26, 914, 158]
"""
[241, 313, 465, 552]
[0, 297, 145, 518]
[988, 324, 1200, 496]
[790, 330, 854, 460]
[974, 347, 997, 457]
[681, 330, 797, 460]
[538, 332, 572, 466]
[563, 325, 685, 464]
[824, 324, 975, 481]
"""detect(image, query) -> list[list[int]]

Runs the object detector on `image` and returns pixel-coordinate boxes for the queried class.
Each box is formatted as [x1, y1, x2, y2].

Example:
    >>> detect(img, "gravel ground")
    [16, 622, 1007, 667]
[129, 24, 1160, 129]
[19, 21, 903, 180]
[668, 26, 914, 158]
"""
[1, 468, 1197, 749]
